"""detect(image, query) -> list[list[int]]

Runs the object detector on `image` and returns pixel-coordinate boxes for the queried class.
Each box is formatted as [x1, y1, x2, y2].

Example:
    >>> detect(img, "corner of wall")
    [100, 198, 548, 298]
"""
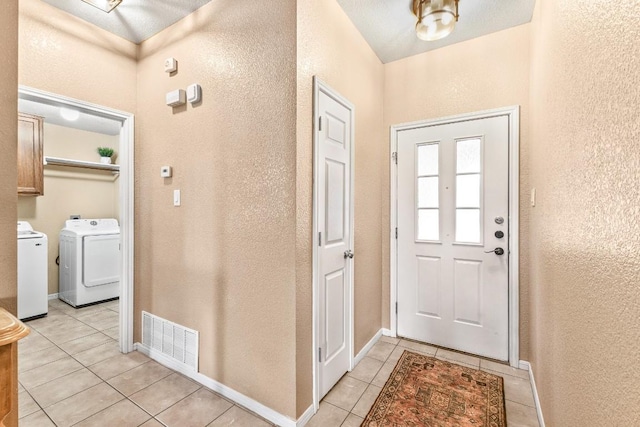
[0, 0, 19, 315]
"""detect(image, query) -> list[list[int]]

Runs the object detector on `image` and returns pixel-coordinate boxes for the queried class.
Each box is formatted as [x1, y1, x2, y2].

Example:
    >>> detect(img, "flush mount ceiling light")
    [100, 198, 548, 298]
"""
[60, 107, 80, 121]
[81, 0, 122, 13]
[412, 0, 460, 42]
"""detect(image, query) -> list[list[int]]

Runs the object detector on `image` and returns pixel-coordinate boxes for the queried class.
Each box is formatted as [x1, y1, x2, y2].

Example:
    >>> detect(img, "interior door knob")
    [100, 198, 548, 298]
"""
[484, 247, 505, 255]
[344, 250, 354, 259]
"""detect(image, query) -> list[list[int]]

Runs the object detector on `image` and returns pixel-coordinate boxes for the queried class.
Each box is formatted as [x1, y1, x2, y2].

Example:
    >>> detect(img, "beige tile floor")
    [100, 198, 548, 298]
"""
[19, 299, 274, 427]
[306, 336, 540, 427]
[20, 300, 539, 426]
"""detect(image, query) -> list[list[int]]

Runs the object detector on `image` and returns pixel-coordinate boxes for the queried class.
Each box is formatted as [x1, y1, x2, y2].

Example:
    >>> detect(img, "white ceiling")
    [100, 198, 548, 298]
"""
[336, 0, 536, 63]
[39, 0, 535, 62]
[19, 98, 122, 135]
[40, 0, 213, 44]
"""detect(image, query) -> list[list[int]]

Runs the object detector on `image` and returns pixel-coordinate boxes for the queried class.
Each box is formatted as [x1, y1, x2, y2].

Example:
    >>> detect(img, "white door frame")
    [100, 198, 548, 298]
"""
[18, 85, 135, 354]
[311, 77, 355, 411]
[390, 106, 520, 367]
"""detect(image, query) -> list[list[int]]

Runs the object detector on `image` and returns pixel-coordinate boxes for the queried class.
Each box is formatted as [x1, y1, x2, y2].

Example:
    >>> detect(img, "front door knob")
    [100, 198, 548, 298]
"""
[344, 250, 354, 259]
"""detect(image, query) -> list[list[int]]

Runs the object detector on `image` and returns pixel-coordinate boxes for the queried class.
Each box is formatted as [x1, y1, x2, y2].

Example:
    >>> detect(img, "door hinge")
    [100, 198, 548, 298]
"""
[318, 116, 322, 131]
[318, 347, 322, 362]
[392, 152, 398, 164]
[395, 227, 398, 239]
[318, 232, 322, 246]
[395, 302, 398, 314]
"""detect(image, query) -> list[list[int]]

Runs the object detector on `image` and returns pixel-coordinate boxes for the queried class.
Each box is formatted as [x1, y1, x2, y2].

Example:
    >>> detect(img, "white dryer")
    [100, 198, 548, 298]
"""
[17, 221, 48, 319]
[59, 219, 120, 307]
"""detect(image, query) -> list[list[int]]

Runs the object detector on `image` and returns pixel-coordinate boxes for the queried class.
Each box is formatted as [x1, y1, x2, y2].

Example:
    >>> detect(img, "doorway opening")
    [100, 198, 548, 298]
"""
[18, 86, 135, 353]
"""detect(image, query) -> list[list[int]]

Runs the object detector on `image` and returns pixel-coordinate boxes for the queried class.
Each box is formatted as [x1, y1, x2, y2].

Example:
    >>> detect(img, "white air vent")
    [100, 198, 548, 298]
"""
[142, 311, 199, 371]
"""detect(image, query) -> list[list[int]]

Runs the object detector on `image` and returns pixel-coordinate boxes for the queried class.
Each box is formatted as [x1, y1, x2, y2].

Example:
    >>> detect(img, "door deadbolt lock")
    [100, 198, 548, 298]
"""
[494, 216, 504, 224]
[484, 247, 505, 256]
[344, 250, 354, 259]
[494, 230, 504, 239]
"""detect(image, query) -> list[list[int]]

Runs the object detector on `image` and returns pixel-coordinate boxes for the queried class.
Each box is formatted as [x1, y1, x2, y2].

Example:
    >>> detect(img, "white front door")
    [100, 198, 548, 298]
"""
[315, 82, 354, 398]
[396, 115, 510, 361]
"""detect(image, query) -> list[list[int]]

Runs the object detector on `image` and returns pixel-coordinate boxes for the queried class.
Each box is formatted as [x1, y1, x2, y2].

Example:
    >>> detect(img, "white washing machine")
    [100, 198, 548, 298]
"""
[59, 219, 120, 307]
[17, 221, 48, 320]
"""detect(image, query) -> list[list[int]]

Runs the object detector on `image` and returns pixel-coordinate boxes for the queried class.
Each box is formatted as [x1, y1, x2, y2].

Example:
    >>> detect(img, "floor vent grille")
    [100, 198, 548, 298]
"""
[142, 311, 198, 371]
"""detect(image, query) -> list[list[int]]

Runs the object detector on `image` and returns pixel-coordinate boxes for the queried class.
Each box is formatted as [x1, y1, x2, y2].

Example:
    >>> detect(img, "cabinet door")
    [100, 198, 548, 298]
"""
[17, 113, 44, 196]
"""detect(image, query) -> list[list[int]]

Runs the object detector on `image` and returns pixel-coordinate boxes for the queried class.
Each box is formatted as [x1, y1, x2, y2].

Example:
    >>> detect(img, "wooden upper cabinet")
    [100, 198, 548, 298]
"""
[17, 113, 44, 196]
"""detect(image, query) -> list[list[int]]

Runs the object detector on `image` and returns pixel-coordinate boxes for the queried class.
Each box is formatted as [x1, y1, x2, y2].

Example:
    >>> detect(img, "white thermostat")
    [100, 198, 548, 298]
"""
[166, 89, 186, 107]
[164, 57, 177, 73]
[160, 166, 172, 178]
[187, 84, 202, 104]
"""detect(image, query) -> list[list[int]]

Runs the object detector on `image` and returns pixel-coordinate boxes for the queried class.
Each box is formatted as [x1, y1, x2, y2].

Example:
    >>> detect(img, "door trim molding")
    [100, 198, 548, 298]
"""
[18, 85, 135, 355]
[389, 106, 520, 367]
[312, 77, 355, 411]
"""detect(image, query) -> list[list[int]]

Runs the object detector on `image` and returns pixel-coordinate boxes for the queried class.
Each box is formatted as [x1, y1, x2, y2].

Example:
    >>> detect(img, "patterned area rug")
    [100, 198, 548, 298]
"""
[362, 350, 506, 427]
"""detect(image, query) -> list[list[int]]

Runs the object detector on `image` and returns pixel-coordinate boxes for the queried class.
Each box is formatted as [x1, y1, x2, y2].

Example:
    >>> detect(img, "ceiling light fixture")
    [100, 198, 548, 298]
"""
[413, 0, 459, 42]
[60, 107, 80, 122]
[81, 0, 122, 13]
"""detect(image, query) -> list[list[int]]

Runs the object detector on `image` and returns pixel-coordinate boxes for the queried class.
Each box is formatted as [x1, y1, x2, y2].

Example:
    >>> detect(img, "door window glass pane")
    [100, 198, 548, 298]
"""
[456, 209, 481, 243]
[418, 177, 439, 208]
[418, 143, 439, 176]
[418, 209, 439, 241]
[457, 139, 481, 173]
[456, 174, 480, 208]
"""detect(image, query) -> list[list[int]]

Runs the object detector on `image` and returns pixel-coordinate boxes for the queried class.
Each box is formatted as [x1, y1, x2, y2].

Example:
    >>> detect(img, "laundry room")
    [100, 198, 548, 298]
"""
[17, 98, 121, 322]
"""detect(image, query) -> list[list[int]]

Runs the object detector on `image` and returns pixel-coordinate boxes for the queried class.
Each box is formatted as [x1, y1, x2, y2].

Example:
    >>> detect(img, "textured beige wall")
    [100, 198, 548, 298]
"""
[136, 0, 298, 418]
[296, 0, 385, 415]
[383, 24, 532, 360]
[17, 124, 119, 295]
[19, 0, 136, 113]
[0, 0, 19, 319]
[1, 6, 19, 426]
[528, 0, 640, 424]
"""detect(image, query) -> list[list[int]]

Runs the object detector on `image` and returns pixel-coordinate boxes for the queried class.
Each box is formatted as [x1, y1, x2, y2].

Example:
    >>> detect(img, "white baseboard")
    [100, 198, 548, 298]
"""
[296, 405, 314, 427]
[519, 361, 545, 427]
[135, 343, 298, 427]
[48, 293, 59, 300]
[381, 328, 395, 337]
[354, 329, 382, 367]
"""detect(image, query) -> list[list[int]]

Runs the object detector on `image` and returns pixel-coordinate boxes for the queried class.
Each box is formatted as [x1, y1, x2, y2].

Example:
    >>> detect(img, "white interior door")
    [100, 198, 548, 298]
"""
[316, 83, 354, 399]
[397, 115, 510, 361]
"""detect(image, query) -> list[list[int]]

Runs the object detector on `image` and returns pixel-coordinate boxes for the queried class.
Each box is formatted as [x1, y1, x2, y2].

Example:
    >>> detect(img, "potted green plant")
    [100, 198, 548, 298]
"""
[97, 147, 115, 164]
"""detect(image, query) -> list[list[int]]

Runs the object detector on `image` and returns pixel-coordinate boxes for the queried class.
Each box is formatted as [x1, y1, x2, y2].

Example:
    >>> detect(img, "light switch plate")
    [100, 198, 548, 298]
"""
[174, 189, 181, 206]
[531, 188, 536, 207]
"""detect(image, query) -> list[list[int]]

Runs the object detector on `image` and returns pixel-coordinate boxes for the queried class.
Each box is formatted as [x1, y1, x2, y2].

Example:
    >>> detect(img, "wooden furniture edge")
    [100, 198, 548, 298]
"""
[0, 308, 29, 346]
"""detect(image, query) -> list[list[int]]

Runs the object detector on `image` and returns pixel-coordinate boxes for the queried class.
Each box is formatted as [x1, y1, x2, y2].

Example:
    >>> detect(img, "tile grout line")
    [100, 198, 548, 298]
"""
[25, 315, 104, 423]
[22, 301, 122, 425]
[39, 302, 152, 427]
[149, 386, 203, 423]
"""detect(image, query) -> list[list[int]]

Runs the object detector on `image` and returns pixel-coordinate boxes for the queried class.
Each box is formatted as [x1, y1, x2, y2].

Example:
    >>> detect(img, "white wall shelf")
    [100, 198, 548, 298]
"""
[44, 156, 119, 173]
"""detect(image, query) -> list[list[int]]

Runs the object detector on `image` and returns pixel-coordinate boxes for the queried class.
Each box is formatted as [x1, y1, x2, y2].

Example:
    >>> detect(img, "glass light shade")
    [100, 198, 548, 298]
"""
[415, 0, 458, 41]
[60, 107, 80, 121]
[81, 0, 122, 13]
